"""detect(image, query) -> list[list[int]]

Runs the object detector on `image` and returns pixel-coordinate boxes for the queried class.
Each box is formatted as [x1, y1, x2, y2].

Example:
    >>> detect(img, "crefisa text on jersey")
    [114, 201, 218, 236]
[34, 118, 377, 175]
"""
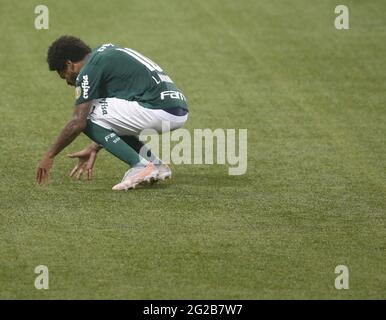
[81, 75, 90, 99]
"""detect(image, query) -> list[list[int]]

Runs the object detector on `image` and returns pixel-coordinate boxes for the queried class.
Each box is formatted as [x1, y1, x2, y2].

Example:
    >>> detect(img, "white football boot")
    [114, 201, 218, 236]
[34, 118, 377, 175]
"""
[112, 163, 159, 191]
[155, 163, 172, 181]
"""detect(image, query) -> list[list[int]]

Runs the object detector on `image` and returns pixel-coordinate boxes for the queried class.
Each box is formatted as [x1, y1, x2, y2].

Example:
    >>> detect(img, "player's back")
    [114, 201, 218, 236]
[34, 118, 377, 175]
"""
[76, 43, 188, 110]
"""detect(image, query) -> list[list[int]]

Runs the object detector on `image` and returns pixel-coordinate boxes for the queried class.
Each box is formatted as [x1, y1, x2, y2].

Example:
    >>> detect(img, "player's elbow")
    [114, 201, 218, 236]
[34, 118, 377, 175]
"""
[76, 119, 88, 132]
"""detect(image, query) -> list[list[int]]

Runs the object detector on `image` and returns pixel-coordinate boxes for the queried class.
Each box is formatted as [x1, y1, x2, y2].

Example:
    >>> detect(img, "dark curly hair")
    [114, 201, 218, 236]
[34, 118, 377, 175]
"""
[47, 35, 91, 72]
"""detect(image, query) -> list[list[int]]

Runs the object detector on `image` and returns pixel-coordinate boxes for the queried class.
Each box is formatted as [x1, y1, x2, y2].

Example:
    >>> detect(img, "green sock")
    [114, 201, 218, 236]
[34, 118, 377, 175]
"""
[121, 135, 161, 164]
[83, 120, 147, 167]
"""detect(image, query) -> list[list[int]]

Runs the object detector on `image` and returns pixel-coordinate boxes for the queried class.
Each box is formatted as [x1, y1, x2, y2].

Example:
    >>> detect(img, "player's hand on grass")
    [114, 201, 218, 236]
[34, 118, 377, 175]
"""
[67, 143, 100, 180]
[36, 155, 54, 185]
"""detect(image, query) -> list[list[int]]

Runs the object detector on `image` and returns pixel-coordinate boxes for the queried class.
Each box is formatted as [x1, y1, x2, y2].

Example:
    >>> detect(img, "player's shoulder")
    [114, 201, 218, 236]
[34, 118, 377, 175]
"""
[94, 43, 123, 59]
[85, 43, 117, 65]
[94, 43, 118, 54]
[89, 43, 129, 69]
[77, 44, 114, 76]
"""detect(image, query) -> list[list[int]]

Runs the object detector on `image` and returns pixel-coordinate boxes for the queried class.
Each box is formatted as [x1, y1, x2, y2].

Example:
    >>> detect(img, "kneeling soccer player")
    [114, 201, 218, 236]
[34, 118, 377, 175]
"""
[36, 36, 188, 190]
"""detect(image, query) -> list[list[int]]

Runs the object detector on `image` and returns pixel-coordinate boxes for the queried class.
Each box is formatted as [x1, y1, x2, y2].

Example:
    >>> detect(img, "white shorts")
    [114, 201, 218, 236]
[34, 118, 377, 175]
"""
[87, 98, 188, 136]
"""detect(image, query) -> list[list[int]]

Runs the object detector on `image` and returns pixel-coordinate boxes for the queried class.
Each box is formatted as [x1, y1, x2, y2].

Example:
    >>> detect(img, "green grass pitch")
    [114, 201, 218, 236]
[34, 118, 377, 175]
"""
[0, 0, 385, 299]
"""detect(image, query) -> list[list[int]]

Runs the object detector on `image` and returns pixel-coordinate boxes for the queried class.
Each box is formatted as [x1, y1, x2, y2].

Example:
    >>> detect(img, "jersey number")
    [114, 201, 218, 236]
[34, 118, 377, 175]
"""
[116, 48, 163, 72]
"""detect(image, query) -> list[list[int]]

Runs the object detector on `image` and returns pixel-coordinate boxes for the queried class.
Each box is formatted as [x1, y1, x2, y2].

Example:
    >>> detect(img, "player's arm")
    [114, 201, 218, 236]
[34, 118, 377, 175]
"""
[36, 102, 91, 185]
[45, 102, 91, 158]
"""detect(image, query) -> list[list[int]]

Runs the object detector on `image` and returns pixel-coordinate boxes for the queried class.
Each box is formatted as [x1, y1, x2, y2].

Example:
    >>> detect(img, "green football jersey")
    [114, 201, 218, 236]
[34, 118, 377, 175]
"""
[75, 43, 188, 110]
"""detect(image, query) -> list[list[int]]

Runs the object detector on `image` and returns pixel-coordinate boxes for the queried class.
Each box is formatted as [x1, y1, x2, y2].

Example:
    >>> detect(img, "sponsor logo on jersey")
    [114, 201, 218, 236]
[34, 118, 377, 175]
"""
[160, 90, 187, 101]
[75, 86, 81, 99]
[99, 98, 108, 115]
[81, 75, 90, 99]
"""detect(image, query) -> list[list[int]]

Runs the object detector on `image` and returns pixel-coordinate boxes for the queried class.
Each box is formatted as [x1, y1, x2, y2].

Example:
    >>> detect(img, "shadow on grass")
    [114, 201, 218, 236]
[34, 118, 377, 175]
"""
[176, 170, 255, 188]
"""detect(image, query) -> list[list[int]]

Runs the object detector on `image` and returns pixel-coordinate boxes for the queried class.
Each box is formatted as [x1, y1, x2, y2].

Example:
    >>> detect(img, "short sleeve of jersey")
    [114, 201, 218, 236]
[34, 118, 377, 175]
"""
[75, 63, 103, 105]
